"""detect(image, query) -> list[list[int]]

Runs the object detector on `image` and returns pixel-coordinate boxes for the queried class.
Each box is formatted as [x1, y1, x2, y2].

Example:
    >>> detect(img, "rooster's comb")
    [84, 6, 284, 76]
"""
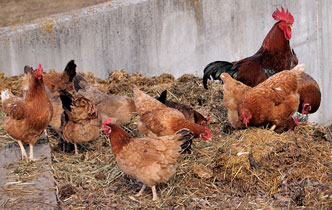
[272, 7, 294, 25]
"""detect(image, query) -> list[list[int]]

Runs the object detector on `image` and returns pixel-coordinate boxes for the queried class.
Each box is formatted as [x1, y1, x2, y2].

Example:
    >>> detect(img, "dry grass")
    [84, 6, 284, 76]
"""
[0, 70, 331, 209]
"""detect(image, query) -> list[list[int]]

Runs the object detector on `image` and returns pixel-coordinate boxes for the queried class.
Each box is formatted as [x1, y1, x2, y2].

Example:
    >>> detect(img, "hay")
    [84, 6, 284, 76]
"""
[0, 70, 331, 209]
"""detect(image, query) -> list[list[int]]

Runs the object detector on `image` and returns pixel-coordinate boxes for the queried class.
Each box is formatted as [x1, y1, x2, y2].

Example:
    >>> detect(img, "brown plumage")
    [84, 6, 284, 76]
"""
[238, 64, 305, 130]
[59, 90, 101, 154]
[1, 65, 53, 161]
[43, 60, 76, 95]
[274, 117, 298, 133]
[73, 75, 136, 126]
[131, 84, 211, 141]
[219, 73, 251, 128]
[156, 90, 207, 125]
[102, 119, 193, 201]
[297, 72, 321, 115]
[203, 7, 295, 88]
[45, 86, 63, 133]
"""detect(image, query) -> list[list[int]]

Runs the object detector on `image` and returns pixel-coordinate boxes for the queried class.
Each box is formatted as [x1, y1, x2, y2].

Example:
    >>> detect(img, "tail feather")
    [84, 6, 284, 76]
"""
[175, 129, 194, 154]
[58, 89, 73, 112]
[203, 61, 235, 89]
[64, 60, 77, 82]
[73, 75, 89, 92]
[156, 90, 167, 103]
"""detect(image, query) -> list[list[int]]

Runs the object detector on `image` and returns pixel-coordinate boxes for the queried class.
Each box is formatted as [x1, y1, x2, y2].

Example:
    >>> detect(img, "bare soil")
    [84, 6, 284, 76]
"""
[0, 0, 110, 27]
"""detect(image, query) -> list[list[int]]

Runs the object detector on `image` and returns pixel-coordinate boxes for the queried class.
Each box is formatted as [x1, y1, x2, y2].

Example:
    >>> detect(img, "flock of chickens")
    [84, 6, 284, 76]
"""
[0, 7, 321, 201]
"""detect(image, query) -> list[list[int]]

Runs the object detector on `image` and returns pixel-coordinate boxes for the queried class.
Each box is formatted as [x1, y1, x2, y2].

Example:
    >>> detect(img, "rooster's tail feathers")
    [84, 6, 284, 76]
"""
[203, 61, 236, 89]
[73, 75, 89, 92]
[64, 60, 77, 82]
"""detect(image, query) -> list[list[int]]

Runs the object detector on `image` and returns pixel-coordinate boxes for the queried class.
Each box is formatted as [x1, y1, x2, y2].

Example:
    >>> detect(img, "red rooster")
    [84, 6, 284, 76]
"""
[203, 7, 295, 88]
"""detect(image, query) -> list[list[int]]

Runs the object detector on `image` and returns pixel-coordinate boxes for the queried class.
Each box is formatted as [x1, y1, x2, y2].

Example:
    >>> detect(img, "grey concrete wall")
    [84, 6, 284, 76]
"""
[0, 0, 330, 124]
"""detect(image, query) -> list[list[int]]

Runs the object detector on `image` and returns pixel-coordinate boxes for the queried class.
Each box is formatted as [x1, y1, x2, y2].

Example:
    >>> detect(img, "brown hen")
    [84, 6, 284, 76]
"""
[59, 90, 101, 154]
[1, 65, 53, 161]
[131, 84, 211, 141]
[102, 119, 193, 200]
[238, 64, 305, 131]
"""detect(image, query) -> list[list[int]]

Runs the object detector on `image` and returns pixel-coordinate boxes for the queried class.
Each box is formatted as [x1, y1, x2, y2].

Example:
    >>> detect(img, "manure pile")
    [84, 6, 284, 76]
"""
[0, 70, 331, 209]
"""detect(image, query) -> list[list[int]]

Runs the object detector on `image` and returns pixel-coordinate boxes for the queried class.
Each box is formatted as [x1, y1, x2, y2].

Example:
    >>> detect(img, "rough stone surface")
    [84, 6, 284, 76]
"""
[0, 143, 57, 209]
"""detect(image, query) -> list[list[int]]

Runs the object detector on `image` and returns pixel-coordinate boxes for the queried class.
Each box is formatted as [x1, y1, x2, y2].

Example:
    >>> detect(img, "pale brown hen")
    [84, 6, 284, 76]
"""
[102, 119, 193, 201]
[73, 75, 136, 125]
[1, 65, 53, 161]
[59, 90, 101, 154]
[131, 84, 211, 141]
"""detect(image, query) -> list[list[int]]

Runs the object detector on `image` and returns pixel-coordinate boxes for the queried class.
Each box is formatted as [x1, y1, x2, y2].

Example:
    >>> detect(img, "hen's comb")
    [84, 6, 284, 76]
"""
[33, 64, 43, 79]
[102, 118, 112, 127]
[37, 64, 43, 74]
[272, 7, 294, 24]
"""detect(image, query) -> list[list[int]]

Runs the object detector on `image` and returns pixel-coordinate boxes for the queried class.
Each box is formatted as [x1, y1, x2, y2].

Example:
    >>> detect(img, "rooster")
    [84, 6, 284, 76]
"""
[58, 90, 101, 154]
[238, 64, 305, 131]
[203, 7, 295, 88]
[131, 84, 211, 141]
[1, 65, 53, 161]
[102, 118, 193, 200]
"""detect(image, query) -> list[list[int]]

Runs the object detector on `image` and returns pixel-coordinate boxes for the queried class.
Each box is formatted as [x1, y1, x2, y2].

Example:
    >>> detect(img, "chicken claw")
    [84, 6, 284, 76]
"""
[135, 184, 146, 197]
[151, 185, 158, 201]
[17, 140, 28, 161]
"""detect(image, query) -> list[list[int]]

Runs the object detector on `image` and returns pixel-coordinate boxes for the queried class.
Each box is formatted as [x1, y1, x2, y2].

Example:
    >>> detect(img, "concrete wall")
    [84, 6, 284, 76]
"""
[0, 0, 330, 124]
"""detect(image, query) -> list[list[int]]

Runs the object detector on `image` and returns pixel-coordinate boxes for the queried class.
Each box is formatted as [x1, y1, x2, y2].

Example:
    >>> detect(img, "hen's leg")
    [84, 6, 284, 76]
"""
[270, 125, 276, 131]
[135, 184, 146, 197]
[17, 141, 27, 160]
[74, 143, 78, 155]
[151, 185, 158, 201]
[29, 143, 35, 161]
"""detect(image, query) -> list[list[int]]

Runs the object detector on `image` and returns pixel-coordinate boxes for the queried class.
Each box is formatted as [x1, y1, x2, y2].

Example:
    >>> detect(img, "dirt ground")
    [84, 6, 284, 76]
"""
[0, 0, 110, 27]
[0, 70, 331, 209]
